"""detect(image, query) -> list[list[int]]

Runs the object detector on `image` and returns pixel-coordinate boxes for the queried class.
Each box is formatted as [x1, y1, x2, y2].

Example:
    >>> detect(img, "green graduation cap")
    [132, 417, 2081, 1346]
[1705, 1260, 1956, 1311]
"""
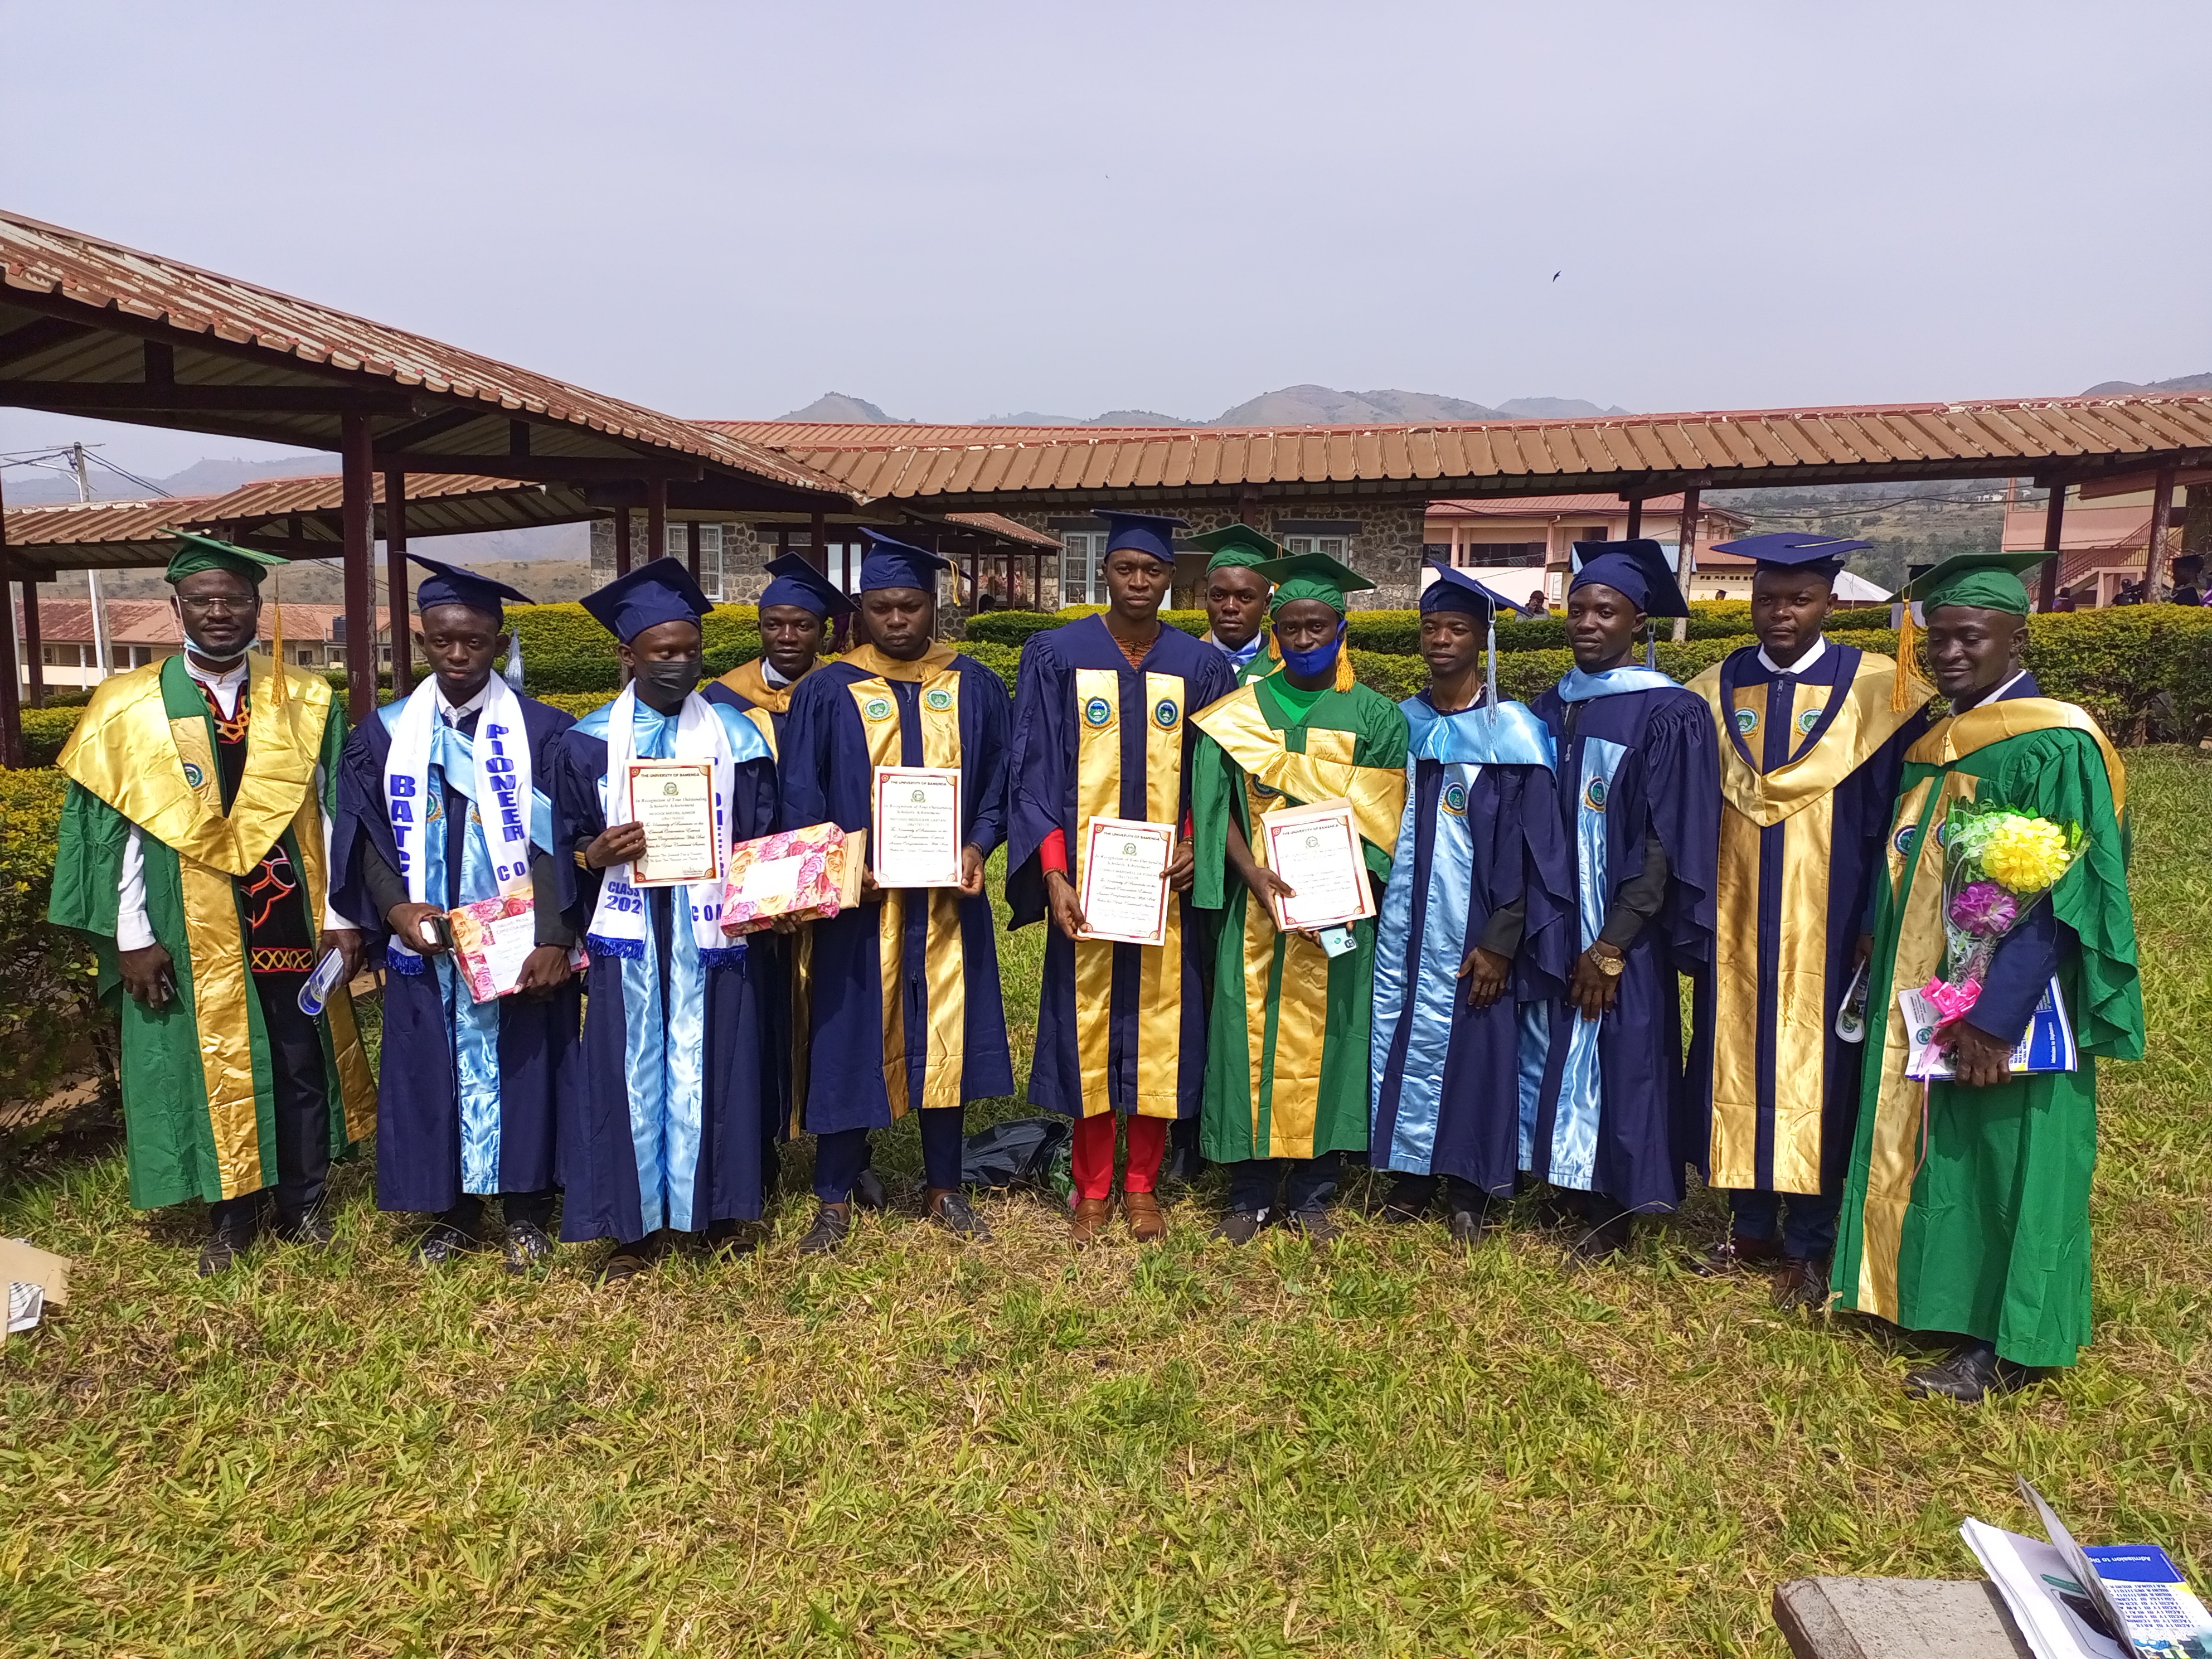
[1251, 550, 1374, 615]
[163, 530, 291, 587]
[1899, 550, 2049, 617]
[1186, 524, 1287, 573]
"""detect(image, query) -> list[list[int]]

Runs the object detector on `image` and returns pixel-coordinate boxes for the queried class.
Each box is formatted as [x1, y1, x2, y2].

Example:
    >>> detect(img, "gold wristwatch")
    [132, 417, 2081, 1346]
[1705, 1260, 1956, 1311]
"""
[1589, 943, 1626, 977]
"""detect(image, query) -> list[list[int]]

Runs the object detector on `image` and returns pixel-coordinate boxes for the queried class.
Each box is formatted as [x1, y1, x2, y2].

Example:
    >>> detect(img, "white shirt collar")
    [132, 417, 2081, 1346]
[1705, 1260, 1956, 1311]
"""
[1757, 634, 1827, 676]
[1958, 668, 2030, 712]
[181, 650, 250, 716]
[760, 658, 794, 690]
[438, 679, 493, 725]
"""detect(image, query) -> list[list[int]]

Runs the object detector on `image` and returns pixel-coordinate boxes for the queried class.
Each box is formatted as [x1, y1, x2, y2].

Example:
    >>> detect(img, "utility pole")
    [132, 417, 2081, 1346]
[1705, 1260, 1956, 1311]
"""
[75, 444, 110, 683]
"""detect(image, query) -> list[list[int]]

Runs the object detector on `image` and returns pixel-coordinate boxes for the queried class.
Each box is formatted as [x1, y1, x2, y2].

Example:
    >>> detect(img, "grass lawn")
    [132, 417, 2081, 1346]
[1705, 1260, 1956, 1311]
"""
[3, 749, 2207, 1657]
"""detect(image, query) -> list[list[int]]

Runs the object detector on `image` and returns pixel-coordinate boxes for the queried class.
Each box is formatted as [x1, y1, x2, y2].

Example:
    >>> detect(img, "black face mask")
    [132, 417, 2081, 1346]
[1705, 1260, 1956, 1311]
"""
[634, 658, 701, 703]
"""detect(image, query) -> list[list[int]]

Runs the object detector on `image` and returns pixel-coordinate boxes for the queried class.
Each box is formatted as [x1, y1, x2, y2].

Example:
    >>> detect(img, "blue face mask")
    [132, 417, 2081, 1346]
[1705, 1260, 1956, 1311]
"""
[1278, 619, 1346, 680]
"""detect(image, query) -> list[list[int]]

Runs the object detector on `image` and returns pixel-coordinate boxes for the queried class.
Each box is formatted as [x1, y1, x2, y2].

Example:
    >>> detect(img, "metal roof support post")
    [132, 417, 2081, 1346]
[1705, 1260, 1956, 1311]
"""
[0, 469, 22, 767]
[1624, 496, 1643, 541]
[1672, 487, 1700, 642]
[20, 574, 43, 708]
[341, 411, 377, 724]
[646, 476, 668, 569]
[613, 504, 632, 577]
[686, 519, 701, 584]
[2145, 466, 2176, 599]
[384, 470, 413, 697]
[2037, 482, 2067, 613]
[809, 511, 827, 574]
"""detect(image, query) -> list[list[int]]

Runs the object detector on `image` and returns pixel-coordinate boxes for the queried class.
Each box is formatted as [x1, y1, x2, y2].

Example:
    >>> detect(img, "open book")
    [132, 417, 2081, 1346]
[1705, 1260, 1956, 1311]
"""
[1962, 1479, 2211, 1659]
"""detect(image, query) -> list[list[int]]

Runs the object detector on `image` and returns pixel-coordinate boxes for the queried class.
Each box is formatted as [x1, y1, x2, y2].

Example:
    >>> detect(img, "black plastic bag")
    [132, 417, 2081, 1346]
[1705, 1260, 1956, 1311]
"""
[959, 1116, 1071, 1196]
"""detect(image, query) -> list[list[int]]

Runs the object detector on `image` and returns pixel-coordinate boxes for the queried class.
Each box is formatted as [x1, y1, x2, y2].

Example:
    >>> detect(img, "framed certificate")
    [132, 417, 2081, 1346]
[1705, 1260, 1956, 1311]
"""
[1259, 797, 1374, 934]
[1077, 816, 1174, 947]
[872, 765, 964, 889]
[627, 759, 721, 887]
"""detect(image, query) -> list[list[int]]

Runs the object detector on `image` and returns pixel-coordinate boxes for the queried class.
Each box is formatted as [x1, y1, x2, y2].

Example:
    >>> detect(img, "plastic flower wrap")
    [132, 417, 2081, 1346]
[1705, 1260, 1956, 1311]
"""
[1920, 802, 2085, 1031]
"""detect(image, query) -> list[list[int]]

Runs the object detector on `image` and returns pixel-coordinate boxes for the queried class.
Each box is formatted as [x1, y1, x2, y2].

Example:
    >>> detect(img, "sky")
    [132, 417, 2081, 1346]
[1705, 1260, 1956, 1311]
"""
[3, 0, 2209, 479]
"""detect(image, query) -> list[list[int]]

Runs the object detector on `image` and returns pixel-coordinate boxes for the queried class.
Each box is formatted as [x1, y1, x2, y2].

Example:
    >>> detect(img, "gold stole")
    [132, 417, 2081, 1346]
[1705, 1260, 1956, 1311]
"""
[716, 657, 814, 758]
[1689, 651, 1928, 1192]
[842, 645, 969, 1115]
[58, 659, 373, 1197]
[1851, 695, 2121, 1322]
[1069, 666, 1187, 1118]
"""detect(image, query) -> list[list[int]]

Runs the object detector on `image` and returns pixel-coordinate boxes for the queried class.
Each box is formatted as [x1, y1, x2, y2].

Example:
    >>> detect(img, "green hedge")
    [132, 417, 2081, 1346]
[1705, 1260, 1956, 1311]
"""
[0, 768, 103, 1115]
[966, 607, 1211, 646]
[1342, 602, 1896, 657]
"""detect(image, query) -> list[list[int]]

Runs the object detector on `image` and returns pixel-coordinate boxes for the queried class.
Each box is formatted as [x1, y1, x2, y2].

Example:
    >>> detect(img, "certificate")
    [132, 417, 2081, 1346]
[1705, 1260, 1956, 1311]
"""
[628, 759, 721, 887]
[448, 892, 540, 1003]
[872, 765, 963, 889]
[1259, 797, 1374, 934]
[1076, 816, 1174, 947]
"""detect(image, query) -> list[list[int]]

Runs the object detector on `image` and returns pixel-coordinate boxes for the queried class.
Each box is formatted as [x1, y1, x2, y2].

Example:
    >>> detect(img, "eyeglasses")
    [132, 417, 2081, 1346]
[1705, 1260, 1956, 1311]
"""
[175, 593, 255, 613]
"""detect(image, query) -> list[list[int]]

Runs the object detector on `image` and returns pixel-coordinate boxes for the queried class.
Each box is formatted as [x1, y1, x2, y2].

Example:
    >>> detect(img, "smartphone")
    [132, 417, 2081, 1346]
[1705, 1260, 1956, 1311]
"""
[418, 913, 455, 950]
[1316, 925, 1357, 959]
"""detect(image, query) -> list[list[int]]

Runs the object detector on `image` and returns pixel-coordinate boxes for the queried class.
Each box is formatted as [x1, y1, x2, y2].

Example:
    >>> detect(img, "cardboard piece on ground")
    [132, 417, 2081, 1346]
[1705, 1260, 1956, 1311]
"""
[0, 1238, 74, 1349]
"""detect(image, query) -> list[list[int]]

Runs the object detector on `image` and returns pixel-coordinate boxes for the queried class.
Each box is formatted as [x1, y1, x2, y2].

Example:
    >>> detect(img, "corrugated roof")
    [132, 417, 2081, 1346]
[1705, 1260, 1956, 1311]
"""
[1429, 492, 1751, 522]
[13, 599, 392, 646]
[2, 472, 593, 571]
[706, 396, 2212, 504]
[0, 209, 851, 499]
[942, 511, 1060, 550]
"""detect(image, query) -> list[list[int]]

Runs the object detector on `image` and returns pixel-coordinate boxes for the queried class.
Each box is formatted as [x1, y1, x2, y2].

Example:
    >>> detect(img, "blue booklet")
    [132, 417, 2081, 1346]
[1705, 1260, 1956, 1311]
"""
[1903, 976, 2078, 1081]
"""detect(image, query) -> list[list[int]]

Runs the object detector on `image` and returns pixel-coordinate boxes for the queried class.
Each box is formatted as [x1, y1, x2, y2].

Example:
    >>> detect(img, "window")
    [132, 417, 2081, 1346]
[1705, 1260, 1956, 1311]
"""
[1459, 542, 1547, 569]
[666, 523, 728, 601]
[297, 648, 316, 666]
[39, 646, 56, 667]
[1061, 531, 1107, 605]
[1282, 535, 1349, 561]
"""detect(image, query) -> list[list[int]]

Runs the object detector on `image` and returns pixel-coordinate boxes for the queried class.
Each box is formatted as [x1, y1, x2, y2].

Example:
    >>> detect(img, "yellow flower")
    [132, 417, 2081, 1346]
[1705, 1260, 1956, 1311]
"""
[1980, 815, 2072, 893]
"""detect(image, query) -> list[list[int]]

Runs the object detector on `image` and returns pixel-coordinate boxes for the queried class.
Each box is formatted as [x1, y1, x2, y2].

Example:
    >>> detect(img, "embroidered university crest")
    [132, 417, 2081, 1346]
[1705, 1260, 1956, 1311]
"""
[1733, 708, 1759, 734]
[1442, 782, 1468, 816]
[1584, 775, 1609, 812]
[1083, 696, 1113, 727]
[1153, 699, 1179, 730]
[863, 696, 892, 722]
[182, 760, 205, 788]
[1797, 706, 1823, 734]
[924, 687, 953, 711]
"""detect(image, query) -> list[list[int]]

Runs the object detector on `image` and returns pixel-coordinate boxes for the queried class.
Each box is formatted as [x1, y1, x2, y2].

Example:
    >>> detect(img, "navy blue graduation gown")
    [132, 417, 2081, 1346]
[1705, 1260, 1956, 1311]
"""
[1370, 695, 1574, 1195]
[1006, 615, 1234, 1121]
[333, 692, 580, 1215]
[777, 645, 1014, 1131]
[1522, 669, 1720, 1214]
[1685, 643, 1931, 1196]
[550, 697, 779, 1241]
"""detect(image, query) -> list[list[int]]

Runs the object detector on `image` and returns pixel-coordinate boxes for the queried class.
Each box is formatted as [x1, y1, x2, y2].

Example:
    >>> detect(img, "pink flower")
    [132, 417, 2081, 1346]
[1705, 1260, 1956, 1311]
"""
[1922, 974, 1983, 1025]
[1948, 880, 2018, 935]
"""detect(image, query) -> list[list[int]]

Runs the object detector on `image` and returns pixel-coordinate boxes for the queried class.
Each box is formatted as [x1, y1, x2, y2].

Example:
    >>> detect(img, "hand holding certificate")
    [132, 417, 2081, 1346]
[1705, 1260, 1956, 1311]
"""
[627, 759, 722, 887]
[872, 765, 963, 889]
[1076, 816, 1174, 947]
[1258, 798, 1375, 935]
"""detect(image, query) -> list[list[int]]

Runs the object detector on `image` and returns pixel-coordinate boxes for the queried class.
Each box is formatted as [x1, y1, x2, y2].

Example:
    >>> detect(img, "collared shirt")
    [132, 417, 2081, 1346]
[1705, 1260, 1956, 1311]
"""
[183, 651, 251, 719]
[760, 658, 794, 690]
[1212, 632, 1265, 673]
[438, 679, 492, 727]
[1956, 668, 2030, 713]
[1756, 633, 1828, 677]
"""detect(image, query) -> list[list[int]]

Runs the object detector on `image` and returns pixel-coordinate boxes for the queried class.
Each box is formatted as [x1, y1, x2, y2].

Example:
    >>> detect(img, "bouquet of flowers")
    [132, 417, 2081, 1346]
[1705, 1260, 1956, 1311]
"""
[1921, 802, 2085, 1034]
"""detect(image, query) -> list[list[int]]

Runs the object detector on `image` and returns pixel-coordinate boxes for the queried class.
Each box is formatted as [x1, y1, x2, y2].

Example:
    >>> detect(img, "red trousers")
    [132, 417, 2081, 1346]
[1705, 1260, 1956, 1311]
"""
[1070, 1112, 1168, 1201]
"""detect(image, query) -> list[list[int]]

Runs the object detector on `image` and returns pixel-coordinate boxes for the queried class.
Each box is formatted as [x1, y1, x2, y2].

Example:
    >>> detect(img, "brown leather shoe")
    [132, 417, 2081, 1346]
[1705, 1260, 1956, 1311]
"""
[1772, 1256, 1831, 1312]
[1684, 1233, 1785, 1277]
[1123, 1189, 1166, 1243]
[1070, 1197, 1112, 1245]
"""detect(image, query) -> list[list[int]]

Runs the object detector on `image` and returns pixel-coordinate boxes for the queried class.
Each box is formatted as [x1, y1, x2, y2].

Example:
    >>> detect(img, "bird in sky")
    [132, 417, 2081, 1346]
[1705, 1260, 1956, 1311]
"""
[1552, 271, 1561, 281]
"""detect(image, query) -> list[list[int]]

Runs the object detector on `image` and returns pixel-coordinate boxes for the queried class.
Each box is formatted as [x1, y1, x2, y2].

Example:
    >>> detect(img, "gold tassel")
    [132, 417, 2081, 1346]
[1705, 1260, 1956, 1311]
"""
[1333, 637, 1356, 693]
[269, 571, 287, 707]
[1891, 601, 1915, 712]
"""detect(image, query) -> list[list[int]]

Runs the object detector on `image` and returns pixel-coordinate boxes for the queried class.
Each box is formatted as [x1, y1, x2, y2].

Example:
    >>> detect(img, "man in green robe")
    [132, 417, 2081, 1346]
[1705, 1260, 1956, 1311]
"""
[1190, 551, 1408, 1244]
[1831, 551, 2141, 1400]
[50, 535, 374, 1275]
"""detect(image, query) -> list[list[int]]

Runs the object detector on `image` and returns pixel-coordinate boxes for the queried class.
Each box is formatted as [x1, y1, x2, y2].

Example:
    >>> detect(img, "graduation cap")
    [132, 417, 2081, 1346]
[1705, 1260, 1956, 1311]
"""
[411, 554, 534, 620]
[1568, 537, 1689, 618]
[1250, 550, 1374, 615]
[163, 530, 288, 588]
[1421, 562, 1520, 719]
[580, 556, 711, 643]
[856, 528, 953, 594]
[758, 553, 856, 619]
[1185, 523, 1286, 573]
[1712, 531, 1872, 580]
[1888, 551, 2047, 711]
[1093, 510, 1189, 565]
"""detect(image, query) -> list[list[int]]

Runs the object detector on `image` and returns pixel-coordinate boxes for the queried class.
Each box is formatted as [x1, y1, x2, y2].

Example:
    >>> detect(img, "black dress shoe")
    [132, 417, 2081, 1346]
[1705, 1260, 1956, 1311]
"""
[197, 1222, 257, 1277]
[1445, 1205, 1494, 1245]
[704, 1218, 765, 1258]
[926, 1191, 991, 1240]
[852, 1169, 890, 1211]
[596, 1237, 659, 1283]
[1684, 1233, 1786, 1277]
[1568, 1211, 1634, 1261]
[1904, 1341, 2034, 1402]
[1285, 1207, 1341, 1246]
[796, 1202, 853, 1257]
[414, 1221, 486, 1266]
[1211, 1207, 1269, 1246]
[273, 1208, 336, 1248]
[502, 1220, 555, 1274]
[1771, 1257, 1831, 1312]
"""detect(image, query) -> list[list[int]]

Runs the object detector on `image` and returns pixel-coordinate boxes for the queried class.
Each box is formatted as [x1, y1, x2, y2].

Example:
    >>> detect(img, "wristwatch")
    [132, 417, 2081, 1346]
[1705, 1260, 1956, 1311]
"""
[1588, 944, 1626, 977]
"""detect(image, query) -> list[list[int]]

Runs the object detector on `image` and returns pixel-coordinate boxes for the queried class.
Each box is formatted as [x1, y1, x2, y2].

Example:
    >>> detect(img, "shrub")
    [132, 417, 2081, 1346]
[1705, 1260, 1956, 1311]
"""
[965, 607, 1210, 646]
[0, 768, 105, 1117]
[1345, 601, 1896, 656]
[502, 603, 763, 694]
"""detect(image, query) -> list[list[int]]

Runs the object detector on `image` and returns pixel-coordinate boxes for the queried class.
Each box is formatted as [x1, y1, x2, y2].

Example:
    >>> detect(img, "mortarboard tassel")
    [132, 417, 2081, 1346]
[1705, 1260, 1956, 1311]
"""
[503, 628, 526, 692]
[268, 571, 287, 708]
[1892, 603, 1917, 712]
[1485, 613, 1499, 722]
